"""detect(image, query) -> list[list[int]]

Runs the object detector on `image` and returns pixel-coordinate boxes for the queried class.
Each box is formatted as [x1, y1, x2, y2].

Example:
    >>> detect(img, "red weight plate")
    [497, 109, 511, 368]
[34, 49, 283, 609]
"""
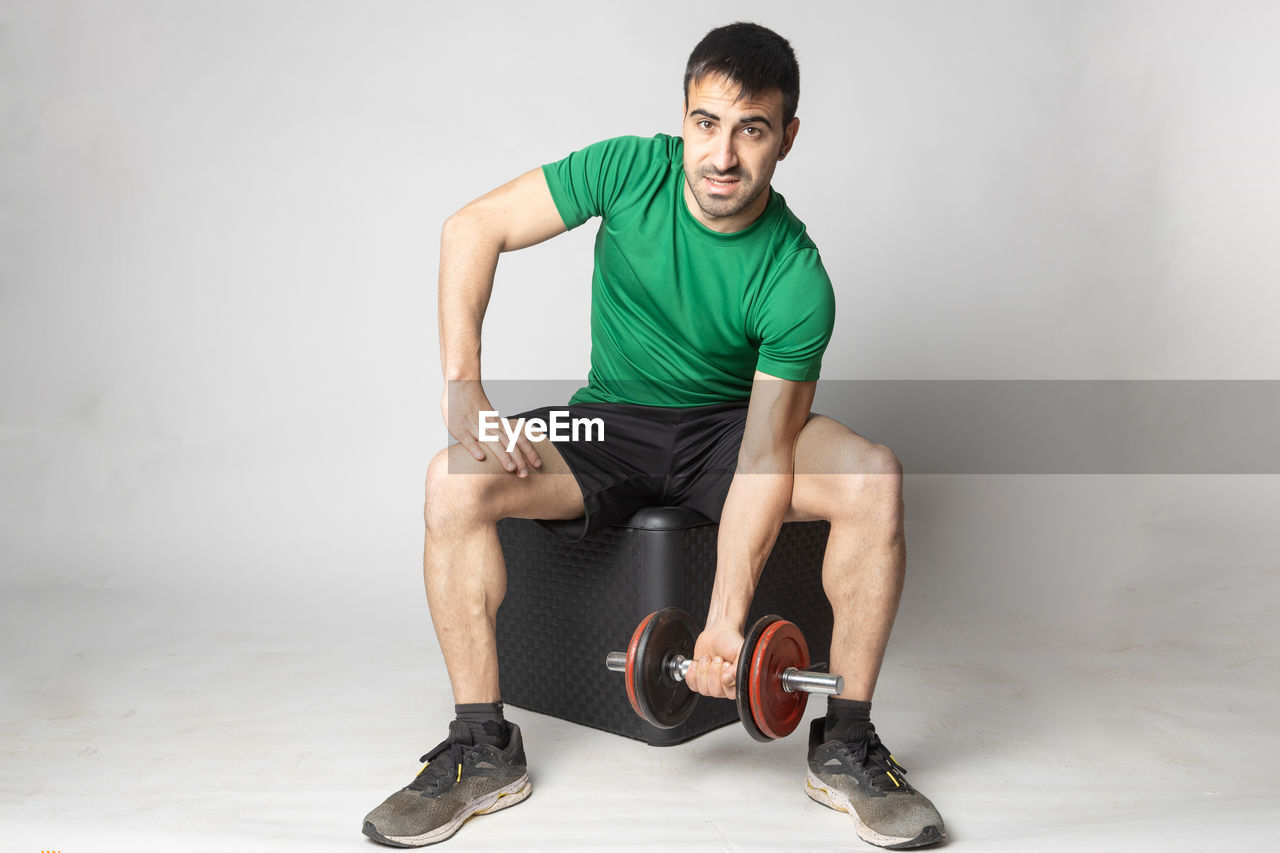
[624, 611, 658, 721]
[748, 619, 811, 739]
[737, 615, 780, 742]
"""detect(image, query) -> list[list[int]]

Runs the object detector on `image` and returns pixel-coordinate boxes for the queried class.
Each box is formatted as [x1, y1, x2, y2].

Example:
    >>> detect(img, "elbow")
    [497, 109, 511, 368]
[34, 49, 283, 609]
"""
[441, 204, 480, 247]
[441, 201, 507, 255]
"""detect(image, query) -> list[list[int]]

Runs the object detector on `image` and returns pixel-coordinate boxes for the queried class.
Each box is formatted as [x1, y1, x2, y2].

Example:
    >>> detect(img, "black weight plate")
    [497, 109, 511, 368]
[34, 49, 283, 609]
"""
[632, 607, 697, 729]
[737, 614, 782, 742]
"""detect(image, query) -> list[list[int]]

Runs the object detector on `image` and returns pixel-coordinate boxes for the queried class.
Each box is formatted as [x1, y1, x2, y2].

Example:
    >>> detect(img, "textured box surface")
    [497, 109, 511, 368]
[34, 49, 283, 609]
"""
[495, 510, 833, 745]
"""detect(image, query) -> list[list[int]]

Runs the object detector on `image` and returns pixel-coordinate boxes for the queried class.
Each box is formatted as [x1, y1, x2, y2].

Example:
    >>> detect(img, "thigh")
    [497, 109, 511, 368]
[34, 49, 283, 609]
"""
[437, 429, 586, 523]
[786, 415, 895, 522]
[503, 402, 676, 536]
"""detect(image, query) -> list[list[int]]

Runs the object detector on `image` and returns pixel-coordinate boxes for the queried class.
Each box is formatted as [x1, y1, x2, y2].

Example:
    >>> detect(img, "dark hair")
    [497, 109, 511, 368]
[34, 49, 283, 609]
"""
[683, 22, 800, 125]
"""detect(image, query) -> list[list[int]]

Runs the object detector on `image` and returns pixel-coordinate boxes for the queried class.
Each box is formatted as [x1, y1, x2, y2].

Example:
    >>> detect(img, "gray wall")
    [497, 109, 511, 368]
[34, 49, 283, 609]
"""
[3, 1, 1278, 689]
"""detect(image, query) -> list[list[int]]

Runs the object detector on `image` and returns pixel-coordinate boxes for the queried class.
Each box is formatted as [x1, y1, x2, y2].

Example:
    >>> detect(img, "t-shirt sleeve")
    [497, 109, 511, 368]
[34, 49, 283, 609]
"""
[752, 248, 837, 381]
[541, 136, 653, 230]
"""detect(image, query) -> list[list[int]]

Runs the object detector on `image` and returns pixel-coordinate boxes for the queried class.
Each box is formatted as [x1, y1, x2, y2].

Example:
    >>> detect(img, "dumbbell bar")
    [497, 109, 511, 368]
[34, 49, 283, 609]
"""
[605, 608, 844, 740]
[603, 651, 841, 695]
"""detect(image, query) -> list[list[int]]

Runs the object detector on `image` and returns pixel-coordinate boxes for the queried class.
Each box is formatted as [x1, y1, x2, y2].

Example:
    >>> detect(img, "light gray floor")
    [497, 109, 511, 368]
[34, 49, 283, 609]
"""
[3, 476, 1279, 852]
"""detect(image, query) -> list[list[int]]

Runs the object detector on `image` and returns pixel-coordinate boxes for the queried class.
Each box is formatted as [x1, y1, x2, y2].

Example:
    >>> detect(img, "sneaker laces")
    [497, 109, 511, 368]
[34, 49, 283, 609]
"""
[408, 721, 476, 795]
[845, 724, 912, 793]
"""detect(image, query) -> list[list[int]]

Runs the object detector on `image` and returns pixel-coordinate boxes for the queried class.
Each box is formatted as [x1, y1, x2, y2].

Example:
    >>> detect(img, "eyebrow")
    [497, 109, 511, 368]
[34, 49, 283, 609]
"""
[689, 108, 774, 130]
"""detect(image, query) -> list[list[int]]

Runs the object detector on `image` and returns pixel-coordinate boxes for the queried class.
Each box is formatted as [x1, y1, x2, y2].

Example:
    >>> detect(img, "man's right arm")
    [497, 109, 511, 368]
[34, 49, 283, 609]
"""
[439, 167, 567, 474]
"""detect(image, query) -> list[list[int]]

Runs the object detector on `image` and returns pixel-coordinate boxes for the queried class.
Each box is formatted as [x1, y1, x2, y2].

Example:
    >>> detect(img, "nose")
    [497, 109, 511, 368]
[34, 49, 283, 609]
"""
[710, 131, 738, 174]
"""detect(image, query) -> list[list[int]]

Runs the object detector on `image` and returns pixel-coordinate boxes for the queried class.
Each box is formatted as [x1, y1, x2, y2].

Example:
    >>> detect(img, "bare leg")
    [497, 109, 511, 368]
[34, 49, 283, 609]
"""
[422, 441, 584, 703]
[788, 416, 906, 702]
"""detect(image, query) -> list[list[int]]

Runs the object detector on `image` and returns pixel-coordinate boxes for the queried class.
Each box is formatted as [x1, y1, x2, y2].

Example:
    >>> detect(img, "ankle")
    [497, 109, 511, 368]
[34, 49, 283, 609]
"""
[824, 697, 872, 742]
[455, 702, 507, 745]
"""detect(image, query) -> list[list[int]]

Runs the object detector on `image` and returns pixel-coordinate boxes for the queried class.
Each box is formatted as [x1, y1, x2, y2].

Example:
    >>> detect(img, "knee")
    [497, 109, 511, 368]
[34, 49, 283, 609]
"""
[835, 443, 903, 526]
[423, 446, 497, 535]
[861, 443, 903, 487]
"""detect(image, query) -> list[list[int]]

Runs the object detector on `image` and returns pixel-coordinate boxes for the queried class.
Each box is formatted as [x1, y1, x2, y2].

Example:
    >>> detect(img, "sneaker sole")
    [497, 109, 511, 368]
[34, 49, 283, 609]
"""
[363, 774, 532, 848]
[805, 770, 945, 849]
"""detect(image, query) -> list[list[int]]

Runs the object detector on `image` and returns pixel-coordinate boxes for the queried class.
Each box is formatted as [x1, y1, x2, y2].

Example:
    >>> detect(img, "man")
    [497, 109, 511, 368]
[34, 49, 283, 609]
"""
[363, 22, 946, 850]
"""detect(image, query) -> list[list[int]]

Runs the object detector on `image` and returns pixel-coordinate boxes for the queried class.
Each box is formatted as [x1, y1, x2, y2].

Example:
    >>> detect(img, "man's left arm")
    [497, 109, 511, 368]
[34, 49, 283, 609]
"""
[685, 370, 815, 700]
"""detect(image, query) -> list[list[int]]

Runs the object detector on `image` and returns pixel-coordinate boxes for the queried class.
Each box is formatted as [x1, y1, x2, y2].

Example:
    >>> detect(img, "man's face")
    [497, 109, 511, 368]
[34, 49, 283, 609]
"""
[681, 73, 799, 233]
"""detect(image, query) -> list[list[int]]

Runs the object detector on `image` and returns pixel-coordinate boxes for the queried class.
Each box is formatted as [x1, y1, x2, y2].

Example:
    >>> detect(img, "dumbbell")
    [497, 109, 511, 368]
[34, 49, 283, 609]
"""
[604, 607, 844, 741]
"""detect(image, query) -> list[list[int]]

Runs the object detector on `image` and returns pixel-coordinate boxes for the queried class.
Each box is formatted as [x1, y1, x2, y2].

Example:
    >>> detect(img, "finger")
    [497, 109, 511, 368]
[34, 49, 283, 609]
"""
[721, 660, 736, 700]
[691, 656, 711, 695]
[458, 433, 487, 462]
[493, 446, 521, 474]
[703, 657, 725, 698]
[707, 657, 722, 695]
[501, 445, 531, 477]
[511, 441, 541, 477]
[516, 434, 542, 469]
[496, 427, 537, 476]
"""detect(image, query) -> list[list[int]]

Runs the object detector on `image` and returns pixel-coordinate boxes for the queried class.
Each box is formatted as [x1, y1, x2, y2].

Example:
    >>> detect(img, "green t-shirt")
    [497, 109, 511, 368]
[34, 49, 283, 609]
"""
[542, 133, 835, 407]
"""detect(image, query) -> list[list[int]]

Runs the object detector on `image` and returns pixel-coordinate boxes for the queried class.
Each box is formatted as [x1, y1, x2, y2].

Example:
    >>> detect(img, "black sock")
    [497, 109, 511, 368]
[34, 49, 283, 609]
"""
[454, 701, 505, 724]
[454, 702, 506, 745]
[824, 697, 872, 742]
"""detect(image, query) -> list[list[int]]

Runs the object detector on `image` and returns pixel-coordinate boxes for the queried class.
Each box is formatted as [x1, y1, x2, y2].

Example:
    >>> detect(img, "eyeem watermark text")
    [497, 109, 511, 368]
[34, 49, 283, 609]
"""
[478, 410, 605, 451]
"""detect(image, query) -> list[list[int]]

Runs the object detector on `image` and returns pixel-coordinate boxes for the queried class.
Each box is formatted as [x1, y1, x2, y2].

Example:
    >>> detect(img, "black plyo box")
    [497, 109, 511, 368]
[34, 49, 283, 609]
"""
[495, 507, 833, 746]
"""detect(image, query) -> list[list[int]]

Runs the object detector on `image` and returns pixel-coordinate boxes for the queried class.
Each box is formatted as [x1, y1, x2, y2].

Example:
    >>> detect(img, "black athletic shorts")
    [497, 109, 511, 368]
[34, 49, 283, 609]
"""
[509, 400, 749, 541]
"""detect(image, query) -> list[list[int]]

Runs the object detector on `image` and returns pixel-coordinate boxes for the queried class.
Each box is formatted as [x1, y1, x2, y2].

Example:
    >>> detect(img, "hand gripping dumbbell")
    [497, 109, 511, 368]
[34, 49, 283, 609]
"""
[604, 607, 844, 741]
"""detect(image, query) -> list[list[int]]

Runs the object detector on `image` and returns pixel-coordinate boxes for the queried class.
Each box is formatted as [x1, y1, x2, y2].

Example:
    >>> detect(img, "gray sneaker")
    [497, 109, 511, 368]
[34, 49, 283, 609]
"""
[363, 719, 531, 847]
[805, 719, 946, 849]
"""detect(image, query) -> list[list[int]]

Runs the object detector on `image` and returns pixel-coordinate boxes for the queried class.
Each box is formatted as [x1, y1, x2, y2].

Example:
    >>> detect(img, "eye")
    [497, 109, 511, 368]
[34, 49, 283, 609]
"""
[742, 126, 762, 137]
[697, 119, 714, 131]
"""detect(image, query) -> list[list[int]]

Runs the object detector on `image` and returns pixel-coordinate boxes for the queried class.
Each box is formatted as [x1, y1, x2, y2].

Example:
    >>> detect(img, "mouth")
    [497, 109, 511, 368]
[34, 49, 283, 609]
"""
[704, 175, 740, 193]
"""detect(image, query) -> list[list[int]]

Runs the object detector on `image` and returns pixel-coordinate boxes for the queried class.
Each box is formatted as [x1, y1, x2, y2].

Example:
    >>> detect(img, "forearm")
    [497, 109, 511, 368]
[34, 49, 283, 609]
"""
[438, 208, 502, 381]
[706, 461, 793, 632]
[705, 375, 814, 632]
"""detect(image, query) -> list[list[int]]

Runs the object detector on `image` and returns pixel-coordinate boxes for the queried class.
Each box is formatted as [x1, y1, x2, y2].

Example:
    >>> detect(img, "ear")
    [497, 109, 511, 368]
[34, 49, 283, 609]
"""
[778, 116, 800, 160]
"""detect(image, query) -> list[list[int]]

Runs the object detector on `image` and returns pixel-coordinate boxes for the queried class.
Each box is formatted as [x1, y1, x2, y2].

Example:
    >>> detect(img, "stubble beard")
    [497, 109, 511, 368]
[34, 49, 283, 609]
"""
[684, 166, 767, 221]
